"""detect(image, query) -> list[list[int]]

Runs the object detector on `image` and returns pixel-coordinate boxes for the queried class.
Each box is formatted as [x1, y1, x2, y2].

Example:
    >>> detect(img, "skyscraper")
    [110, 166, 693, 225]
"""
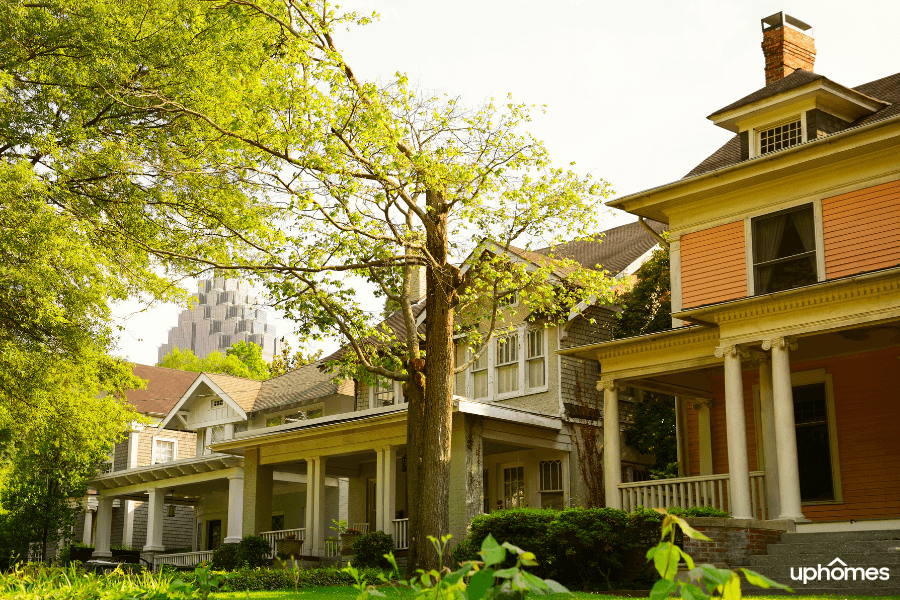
[157, 278, 281, 363]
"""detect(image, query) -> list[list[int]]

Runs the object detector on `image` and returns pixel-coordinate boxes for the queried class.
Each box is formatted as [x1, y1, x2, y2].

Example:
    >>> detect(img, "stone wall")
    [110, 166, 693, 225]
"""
[681, 517, 794, 567]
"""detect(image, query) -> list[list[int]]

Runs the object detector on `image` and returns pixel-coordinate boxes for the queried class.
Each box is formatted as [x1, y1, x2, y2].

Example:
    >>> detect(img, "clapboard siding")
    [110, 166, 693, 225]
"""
[680, 221, 748, 308]
[823, 179, 900, 279]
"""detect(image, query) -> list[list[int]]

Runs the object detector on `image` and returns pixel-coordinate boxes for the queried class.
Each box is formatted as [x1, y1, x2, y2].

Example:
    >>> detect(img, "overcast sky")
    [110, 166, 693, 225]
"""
[110, 0, 900, 366]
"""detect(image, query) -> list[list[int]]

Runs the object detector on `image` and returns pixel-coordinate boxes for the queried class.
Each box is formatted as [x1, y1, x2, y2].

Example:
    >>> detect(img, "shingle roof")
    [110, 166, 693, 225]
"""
[205, 372, 263, 413]
[125, 364, 199, 416]
[530, 220, 667, 276]
[686, 69, 900, 178]
[252, 360, 354, 413]
[708, 69, 823, 117]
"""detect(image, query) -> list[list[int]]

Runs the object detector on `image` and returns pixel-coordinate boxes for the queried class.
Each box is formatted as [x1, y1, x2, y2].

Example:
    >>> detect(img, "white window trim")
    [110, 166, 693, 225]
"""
[499, 461, 526, 510]
[751, 114, 805, 158]
[211, 398, 224, 408]
[151, 436, 178, 464]
[466, 324, 549, 401]
[264, 403, 327, 427]
[368, 379, 404, 409]
[498, 290, 520, 308]
[743, 200, 825, 296]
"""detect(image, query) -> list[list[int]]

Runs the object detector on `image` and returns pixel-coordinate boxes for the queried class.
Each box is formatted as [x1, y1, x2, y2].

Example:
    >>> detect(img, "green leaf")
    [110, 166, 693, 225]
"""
[739, 568, 793, 592]
[480, 534, 506, 567]
[679, 583, 708, 600]
[652, 542, 680, 580]
[695, 564, 732, 588]
[493, 567, 518, 579]
[466, 568, 494, 600]
[720, 572, 742, 600]
[668, 514, 711, 541]
[650, 578, 678, 600]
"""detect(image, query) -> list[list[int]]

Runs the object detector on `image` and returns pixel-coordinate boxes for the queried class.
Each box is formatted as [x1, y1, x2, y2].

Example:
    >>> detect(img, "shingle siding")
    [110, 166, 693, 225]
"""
[806, 109, 849, 139]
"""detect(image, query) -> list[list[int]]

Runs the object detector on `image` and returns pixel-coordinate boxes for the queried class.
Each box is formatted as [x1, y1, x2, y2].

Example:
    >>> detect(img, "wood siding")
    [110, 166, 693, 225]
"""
[822, 179, 900, 279]
[680, 221, 748, 308]
[683, 346, 900, 522]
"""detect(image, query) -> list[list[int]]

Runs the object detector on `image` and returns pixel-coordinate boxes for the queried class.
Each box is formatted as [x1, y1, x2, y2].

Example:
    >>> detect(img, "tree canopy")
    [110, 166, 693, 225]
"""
[158, 341, 272, 380]
[612, 245, 671, 339]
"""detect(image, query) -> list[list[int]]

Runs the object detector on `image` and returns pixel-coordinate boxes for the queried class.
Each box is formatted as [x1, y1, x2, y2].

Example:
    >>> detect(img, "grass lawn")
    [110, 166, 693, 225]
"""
[215, 588, 900, 600]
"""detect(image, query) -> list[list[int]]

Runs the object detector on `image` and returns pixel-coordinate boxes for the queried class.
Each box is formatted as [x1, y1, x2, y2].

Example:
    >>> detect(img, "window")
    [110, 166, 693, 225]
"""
[100, 450, 115, 475]
[208, 425, 224, 446]
[759, 120, 801, 154]
[265, 416, 282, 427]
[502, 466, 525, 509]
[794, 383, 834, 502]
[752, 204, 817, 294]
[212, 398, 224, 408]
[153, 439, 176, 464]
[495, 334, 519, 395]
[233, 422, 248, 436]
[498, 290, 518, 308]
[471, 346, 489, 399]
[271, 514, 285, 531]
[372, 377, 395, 407]
[539, 460, 564, 509]
[284, 406, 324, 423]
[526, 329, 545, 389]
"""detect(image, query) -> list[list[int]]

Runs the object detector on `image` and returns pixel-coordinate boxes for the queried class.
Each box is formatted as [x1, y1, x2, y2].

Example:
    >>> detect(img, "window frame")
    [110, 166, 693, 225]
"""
[752, 367, 842, 505]
[500, 462, 526, 510]
[151, 436, 178, 464]
[368, 378, 404, 409]
[211, 398, 224, 408]
[494, 332, 520, 397]
[749, 113, 807, 158]
[465, 324, 549, 401]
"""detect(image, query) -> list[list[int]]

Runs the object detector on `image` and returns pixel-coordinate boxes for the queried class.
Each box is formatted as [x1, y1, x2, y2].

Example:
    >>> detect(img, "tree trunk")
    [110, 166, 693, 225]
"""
[406, 189, 455, 572]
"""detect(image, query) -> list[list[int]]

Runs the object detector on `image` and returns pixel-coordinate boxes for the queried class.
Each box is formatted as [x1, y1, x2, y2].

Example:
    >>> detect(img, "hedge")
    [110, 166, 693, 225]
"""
[171, 565, 387, 591]
[450, 505, 730, 589]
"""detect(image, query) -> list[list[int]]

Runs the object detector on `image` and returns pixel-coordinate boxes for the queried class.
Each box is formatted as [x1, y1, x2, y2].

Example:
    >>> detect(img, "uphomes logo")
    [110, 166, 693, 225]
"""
[791, 558, 890, 584]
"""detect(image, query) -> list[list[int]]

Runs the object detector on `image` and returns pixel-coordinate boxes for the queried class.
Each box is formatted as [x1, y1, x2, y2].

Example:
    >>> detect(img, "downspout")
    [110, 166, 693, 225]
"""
[639, 216, 669, 250]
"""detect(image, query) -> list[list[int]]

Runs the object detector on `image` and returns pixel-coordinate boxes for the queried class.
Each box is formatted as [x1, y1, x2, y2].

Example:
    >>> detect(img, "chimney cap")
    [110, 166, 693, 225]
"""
[761, 11, 813, 34]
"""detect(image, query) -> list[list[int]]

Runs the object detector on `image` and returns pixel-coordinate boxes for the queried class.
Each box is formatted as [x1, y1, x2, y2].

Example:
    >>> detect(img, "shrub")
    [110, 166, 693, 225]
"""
[211, 535, 272, 570]
[455, 508, 556, 572]
[177, 565, 388, 591]
[546, 507, 629, 588]
[351, 531, 394, 570]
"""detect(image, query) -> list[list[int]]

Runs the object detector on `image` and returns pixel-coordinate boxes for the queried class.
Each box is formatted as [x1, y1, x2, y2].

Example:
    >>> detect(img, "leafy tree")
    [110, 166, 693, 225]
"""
[623, 392, 678, 477]
[158, 342, 271, 380]
[612, 245, 671, 339]
[269, 338, 325, 377]
[4, 1, 615, 570]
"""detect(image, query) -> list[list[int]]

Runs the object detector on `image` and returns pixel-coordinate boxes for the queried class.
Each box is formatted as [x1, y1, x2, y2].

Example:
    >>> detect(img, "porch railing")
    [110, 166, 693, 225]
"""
[259, 527, 306, 559]
[618, 471, 768, 520]
[393, 518, 409, 550]
[153, 550, 214, 570]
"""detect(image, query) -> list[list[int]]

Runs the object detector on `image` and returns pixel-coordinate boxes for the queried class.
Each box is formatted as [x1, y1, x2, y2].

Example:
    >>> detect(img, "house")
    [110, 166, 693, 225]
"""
[86, 220, 664, 566]
[557, 9, 900, 573]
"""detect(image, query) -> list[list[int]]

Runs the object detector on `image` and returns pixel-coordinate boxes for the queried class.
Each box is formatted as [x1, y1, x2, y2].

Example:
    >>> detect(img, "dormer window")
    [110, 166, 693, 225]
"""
[758, 119, 801, 155]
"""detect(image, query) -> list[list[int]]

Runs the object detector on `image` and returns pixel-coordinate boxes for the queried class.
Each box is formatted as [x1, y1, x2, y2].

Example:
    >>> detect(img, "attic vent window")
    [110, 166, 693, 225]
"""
[212, 399, 224, 408]
[759, 120, 801, 154]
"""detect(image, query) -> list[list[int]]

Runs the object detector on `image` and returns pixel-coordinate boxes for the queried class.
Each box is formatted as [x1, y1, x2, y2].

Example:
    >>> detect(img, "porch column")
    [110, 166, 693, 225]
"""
[94, 498, 113, 557]
[383, 446, 397, 536]
[762, 337, 807, 522]
[715, 344, 752, 519]
[674, 396, 689, 477]
[375, 449, 385, 532]
[599, 380, 622, 510]
[756, 355, 781, 519]
[449, 413, 484, 542]
[243, 448, 273, 536]
[305, 456, 326, 555]
[224, 467, 244, 544]
[82, 509, 94, 545]
[143, 488, 166, 552]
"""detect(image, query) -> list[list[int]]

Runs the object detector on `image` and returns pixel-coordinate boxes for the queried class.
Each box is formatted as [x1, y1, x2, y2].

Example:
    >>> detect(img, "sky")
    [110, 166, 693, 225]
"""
[109, 0, 900, 366]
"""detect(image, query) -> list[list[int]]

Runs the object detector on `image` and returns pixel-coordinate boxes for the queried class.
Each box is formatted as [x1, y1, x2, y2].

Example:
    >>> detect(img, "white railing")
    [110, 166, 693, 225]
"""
[618, 471, 767, 520]
[393, 518, 409, 550]
[325, 539, 340, 557]
[260, 528, 306, 559]
[153, 550, 214, 570]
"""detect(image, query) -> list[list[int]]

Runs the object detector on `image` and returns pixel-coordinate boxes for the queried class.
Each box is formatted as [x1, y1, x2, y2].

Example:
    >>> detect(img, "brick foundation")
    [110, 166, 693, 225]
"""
[681, 517, 794, 567]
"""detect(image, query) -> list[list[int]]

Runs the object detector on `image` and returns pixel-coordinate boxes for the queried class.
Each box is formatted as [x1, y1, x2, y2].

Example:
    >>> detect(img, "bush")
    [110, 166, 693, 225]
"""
[454, 508, 556, 573]
[351, 531, 394, 570]
[546, 507, 629, 588]
[211, 535, 272, 570]
[177, 565, 388, 591]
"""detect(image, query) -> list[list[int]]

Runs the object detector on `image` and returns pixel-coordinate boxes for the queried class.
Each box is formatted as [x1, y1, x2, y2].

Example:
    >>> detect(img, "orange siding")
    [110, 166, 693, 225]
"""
[822, 179, 900, 279]
[685, 346, 900, 522]
[680, 221, 748, 308]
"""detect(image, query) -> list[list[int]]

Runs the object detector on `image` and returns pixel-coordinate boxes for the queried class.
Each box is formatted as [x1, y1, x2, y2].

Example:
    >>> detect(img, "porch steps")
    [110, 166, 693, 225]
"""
[741, 529, 900, 596]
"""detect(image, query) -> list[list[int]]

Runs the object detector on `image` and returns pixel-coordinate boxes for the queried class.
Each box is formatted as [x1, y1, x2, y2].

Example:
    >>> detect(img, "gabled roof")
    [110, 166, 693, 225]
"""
[685, 69, 900, 179]
[252, 359, 354, 413]
[205, 372, 263, 413]
[124, 364, 200, 417]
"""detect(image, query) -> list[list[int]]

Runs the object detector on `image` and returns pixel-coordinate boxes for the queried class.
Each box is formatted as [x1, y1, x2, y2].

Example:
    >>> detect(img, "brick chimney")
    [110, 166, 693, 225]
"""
[761, 12, 815, 85]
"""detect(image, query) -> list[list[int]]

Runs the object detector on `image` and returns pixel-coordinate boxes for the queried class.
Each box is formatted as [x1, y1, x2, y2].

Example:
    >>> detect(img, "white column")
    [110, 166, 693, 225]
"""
[123, 429, 141, 549]
[94, 497, 114, 558]
[763, 337, 807, 522]
[312, 457, 326, 555]
[224, 467, 244, 544]
[305, 458, 315, 550]
[674, 396, 687, 476]
[82, 510, 95, 545]
[375, 448, 387, 532]
[757, 356, 781, 519]
[599, 380, 622, 510]
[383, 446, 397, 537]
[716, 344, 752, 519]
[143, 489, 166, 552]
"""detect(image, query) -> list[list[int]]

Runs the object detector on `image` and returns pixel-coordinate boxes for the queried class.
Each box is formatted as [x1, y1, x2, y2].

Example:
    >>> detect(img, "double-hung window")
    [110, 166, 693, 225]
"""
[471, 347, 489, 399]
[526, 329, 546, 389]
[372, 376, 395, 407]
[495, 334, 519, 395]
[752, 203, 818, 294]
[153, 438, 176, 464]
[539, 460, 564, 509]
